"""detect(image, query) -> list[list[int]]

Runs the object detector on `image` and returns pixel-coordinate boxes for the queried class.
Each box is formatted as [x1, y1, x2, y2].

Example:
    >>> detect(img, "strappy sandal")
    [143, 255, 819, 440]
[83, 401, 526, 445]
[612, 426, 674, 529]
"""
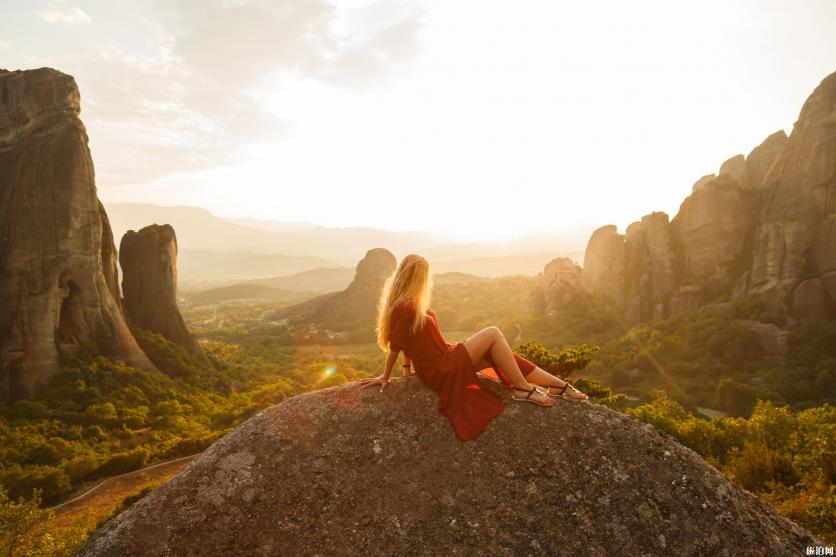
[546, 381, 588, 403]
[511, 385, 553, 407]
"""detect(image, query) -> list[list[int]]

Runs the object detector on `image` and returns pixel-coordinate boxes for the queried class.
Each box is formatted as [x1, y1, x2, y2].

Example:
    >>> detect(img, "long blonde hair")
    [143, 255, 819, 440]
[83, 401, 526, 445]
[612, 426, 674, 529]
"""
[376, 254, 432, 351]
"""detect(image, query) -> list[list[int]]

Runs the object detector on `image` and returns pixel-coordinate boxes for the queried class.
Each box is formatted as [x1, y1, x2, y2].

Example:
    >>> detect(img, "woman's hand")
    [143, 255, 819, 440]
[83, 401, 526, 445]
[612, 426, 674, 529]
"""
[359, 373, 391, 392]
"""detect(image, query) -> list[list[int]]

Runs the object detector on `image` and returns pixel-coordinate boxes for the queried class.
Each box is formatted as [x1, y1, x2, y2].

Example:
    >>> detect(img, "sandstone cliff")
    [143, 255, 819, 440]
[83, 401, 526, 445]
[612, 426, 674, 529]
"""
[745, 72, 836, 312]
[120, 224, 210, 364]
[579, 70, 836, 327]
[273, 247, 397, 331]
[76, 379, 819, 556]
[0, 68, 155, 402]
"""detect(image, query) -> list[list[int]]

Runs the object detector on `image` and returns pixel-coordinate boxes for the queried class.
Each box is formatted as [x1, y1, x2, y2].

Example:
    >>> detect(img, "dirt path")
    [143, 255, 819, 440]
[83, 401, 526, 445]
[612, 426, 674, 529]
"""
[51, 453, 201, 526]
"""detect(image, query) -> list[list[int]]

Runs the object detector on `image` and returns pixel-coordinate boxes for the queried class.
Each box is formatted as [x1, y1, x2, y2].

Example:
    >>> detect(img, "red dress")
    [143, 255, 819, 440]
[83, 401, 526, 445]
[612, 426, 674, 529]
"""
[388, 298, 537, 441]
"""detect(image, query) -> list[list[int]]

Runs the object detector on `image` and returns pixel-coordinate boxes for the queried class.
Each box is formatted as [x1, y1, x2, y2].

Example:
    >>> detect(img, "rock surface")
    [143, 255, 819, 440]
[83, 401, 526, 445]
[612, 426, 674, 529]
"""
[582, 225, 626, 307]
[540, 257, 584, 312]
[120, 224, 209, 364]
[718, 154, 748, 187]
[76, 379, 820, 556]
[734, 320, 790, 359]
[0, 68, 155, 401]
[745, 130, 788, 191]
[274, 248, 397, 331]
[623, 212, 679, 323]
[671, 174, 755, 281]
[747, 72, 836, 304]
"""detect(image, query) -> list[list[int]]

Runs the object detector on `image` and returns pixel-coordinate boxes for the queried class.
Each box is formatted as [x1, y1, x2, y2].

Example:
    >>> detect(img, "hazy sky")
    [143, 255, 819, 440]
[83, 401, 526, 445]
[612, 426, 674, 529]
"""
[2, 1, 835, 242]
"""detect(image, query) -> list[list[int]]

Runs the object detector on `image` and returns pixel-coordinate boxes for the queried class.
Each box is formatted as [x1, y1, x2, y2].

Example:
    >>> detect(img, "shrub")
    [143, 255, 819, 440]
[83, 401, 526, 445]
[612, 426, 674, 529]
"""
[94, 448, 149, 477]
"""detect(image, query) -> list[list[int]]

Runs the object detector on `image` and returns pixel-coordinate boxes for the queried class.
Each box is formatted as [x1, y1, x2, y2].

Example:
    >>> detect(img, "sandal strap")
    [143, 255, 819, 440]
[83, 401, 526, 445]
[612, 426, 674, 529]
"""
[551, 382, 568, 394]
[513, 386, 536, 399]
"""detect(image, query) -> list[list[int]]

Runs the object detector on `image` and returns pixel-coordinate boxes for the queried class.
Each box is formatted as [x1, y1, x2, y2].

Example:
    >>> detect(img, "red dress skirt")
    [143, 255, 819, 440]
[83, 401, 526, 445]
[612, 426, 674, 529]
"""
[388, 299, 537, 441]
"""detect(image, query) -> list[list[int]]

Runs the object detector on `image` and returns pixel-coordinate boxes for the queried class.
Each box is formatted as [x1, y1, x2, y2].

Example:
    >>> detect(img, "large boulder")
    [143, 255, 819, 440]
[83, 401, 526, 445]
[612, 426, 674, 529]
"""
[734, 320, 790, 359]
[120, 224, 209, 364]
[0, 68, 155, 402]
[274, 248, 397, 331]
[76, 379, 820, 556]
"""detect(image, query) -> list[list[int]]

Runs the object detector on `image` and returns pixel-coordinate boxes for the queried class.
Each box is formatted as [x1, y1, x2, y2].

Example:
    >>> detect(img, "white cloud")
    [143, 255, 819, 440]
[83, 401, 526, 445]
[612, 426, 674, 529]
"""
[36, 1, 92, 26]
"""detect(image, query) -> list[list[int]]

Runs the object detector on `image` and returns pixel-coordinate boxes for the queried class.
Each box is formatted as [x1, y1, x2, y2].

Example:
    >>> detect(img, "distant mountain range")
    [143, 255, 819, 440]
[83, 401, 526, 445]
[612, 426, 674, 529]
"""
[105, 202, 590, 283]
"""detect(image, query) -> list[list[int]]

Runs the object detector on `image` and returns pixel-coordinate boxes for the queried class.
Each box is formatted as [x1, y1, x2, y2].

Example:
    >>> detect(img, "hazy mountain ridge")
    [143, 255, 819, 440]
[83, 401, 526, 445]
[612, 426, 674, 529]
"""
[105, 203, 589, 281]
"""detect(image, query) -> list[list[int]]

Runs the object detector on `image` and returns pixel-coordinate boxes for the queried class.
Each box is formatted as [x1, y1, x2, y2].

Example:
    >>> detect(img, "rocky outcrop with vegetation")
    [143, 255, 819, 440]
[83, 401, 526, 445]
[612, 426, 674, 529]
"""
[272, 247, 397, 333]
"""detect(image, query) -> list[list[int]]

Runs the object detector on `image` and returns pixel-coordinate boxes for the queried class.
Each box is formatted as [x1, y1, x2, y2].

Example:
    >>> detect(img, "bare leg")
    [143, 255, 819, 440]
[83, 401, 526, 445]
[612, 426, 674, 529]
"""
[474, 355, 589, 401]
[464, 327, 553, 406]
[525, 367, 588, 401]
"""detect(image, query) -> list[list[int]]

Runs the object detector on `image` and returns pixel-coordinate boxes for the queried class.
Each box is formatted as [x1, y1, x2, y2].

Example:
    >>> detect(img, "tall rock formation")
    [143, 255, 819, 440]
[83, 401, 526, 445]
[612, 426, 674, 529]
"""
[582, 214, 681, 323]
[76, 380, 820, 556]
[746, 72, 836, 307]
[579, 70, 836, 326]
[0, 68, 155, 402]
[120, 224, 209, 364]
[623, 212, 679, 323]
[582, 225, 626, 307]
[274, 248, 397, 331]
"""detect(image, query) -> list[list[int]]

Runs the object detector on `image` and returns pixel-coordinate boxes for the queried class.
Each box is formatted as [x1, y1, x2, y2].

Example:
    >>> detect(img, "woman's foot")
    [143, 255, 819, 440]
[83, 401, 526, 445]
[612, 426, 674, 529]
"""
[547, 379, 589, 402]
[511, 383, 554, 407]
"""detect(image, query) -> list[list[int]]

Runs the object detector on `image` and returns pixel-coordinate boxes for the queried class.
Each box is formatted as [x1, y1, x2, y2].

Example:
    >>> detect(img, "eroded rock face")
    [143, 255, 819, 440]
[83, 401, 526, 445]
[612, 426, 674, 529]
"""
[691, 173, 716, 193]
[719, 154, 748, 187]
[622, 213, 679, 323]
[671, 175, 756, 282]
[746, 130, 788, 191]
[0, 68, 155, 401]
[76, 379, 820, 556]
[582, 225, 626, 307]
[735, 320, 790, 359]
[120, 224, 209, 364]
[747, 72, 836, 304]
[791, 279, 830, 320]
[275, 248, 397, 330]
[540, 257, 584, 312]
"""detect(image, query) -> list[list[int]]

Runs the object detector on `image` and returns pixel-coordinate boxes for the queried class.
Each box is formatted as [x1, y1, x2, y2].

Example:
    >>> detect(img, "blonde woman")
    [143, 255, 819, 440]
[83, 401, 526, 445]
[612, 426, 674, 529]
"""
[359, 254, 588, 441]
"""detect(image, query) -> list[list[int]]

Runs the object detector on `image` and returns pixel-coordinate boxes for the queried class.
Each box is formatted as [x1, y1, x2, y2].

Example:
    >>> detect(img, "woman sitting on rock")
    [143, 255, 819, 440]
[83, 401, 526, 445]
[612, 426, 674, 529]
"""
[359, 254, 588, 441]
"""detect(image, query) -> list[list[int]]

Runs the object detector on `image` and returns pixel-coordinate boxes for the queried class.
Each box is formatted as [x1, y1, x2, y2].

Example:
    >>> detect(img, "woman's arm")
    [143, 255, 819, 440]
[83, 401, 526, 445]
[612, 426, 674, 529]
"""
[383, 349, 399, 380]
[360, 349, 400, 392]
[402, 354, 413, 377]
